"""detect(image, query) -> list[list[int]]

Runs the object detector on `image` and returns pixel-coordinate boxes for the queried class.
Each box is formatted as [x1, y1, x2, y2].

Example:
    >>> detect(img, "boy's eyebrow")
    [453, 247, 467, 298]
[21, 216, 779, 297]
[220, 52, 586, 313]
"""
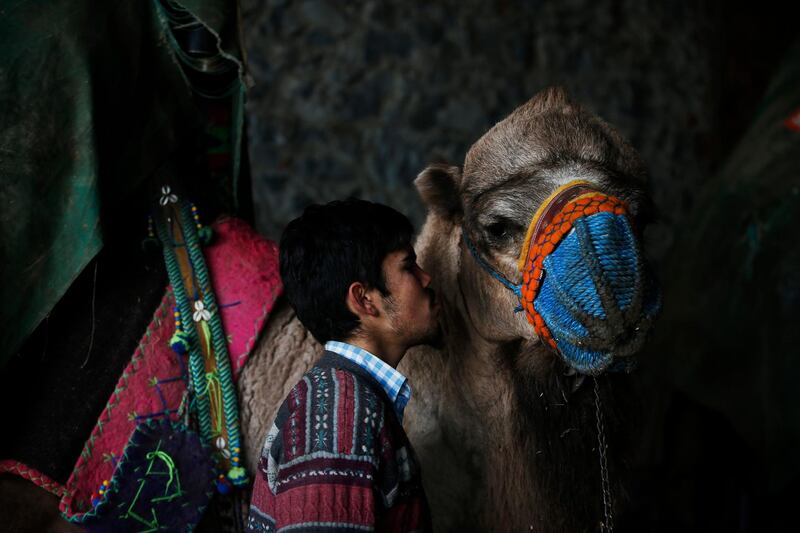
[403, 249, 417, 263]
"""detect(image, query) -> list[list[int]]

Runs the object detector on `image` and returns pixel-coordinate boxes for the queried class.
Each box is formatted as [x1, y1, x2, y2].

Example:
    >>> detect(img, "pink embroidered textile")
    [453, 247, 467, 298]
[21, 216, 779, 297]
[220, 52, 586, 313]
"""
[57, 217, 282, 518]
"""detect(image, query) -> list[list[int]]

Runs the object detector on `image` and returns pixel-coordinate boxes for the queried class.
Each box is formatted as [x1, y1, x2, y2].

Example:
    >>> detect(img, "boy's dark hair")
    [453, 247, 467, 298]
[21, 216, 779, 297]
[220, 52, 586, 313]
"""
[279, 198, 414, 343]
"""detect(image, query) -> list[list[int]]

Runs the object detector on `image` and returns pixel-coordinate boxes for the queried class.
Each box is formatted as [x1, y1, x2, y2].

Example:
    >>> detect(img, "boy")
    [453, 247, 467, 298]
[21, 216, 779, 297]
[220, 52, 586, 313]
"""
[247, 199, 438, 532]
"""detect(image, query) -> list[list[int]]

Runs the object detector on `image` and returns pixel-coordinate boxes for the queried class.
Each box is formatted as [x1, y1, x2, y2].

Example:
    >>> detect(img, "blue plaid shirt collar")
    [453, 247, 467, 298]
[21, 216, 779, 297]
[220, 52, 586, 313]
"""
[324, 340, 412, 423]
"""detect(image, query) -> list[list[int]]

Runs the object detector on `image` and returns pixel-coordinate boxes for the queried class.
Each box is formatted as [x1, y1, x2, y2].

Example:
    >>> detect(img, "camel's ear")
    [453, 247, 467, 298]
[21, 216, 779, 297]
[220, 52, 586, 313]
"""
[415, 163, 463, 219]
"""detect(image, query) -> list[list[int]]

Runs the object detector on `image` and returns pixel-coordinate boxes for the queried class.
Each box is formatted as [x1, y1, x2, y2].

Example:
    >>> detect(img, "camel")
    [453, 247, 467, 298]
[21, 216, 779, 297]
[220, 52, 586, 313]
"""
[239, 86, 657, 532]
[1, 87, 656, 532]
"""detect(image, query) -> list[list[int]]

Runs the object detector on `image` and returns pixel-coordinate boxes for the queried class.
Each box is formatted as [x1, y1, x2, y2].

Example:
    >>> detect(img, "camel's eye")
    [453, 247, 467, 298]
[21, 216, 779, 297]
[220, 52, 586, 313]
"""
[484, 219, 520, 244]
[486, 222, 509, 239]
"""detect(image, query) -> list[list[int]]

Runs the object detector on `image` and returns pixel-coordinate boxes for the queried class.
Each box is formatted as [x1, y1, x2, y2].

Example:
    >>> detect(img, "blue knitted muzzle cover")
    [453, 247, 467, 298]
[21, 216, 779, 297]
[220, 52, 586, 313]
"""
[465, 181, 661, 375]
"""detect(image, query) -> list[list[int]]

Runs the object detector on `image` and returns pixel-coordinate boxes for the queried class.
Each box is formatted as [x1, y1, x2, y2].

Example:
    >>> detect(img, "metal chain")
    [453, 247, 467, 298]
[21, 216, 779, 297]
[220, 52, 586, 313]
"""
[594, 376, 614, 532]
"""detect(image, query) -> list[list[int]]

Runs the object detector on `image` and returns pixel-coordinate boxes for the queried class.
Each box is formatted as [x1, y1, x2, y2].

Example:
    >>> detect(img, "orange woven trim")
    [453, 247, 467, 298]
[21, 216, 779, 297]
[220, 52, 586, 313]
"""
[0, 459, 66, 498]
[519, 192, 629, 350]
[517, 180, 594, 272]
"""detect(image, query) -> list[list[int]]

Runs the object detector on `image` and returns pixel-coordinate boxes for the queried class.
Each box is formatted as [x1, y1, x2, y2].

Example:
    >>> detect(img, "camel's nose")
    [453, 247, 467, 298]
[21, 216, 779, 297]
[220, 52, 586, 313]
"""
[520, 193, 661, 375]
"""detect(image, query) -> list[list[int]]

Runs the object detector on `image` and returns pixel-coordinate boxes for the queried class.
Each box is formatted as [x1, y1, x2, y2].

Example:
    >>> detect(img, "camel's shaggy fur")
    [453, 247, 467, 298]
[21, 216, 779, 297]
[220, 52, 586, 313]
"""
[238, 301, 322, 475]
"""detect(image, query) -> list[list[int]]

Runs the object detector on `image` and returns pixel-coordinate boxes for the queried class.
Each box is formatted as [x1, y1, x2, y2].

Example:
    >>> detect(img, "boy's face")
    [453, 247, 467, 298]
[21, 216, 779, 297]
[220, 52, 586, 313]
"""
[379, 246, 441, 349]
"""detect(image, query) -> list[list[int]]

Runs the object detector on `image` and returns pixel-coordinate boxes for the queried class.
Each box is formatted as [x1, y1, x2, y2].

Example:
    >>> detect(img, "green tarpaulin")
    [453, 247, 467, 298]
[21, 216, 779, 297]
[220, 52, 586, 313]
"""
[0, 0, 247, 366]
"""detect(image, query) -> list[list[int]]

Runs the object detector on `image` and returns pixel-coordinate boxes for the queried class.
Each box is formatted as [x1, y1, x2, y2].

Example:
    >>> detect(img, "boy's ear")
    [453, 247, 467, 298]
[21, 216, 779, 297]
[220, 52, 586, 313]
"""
[414, 163, 463, 220]
[345, 281, 379, 318]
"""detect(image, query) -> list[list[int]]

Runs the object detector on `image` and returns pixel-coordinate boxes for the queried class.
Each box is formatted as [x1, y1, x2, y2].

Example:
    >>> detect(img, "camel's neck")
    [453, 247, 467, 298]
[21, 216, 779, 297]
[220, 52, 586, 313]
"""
[413, 215, 639, 532]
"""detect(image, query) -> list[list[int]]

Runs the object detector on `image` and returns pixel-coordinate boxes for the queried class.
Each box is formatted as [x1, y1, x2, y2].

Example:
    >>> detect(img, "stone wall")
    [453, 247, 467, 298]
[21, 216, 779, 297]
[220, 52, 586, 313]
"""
[242, 0, 792, 263]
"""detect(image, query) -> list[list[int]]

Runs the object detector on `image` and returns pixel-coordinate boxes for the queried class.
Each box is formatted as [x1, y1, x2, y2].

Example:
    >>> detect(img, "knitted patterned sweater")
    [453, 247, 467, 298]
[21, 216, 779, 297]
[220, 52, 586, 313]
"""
[246, 351, 432, 532]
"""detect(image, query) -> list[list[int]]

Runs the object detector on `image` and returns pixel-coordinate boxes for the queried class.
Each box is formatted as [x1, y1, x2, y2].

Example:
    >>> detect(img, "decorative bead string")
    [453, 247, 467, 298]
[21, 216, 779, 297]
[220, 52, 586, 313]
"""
[90, 479, 110, 508]
[142, 215, 160, 252]
[170, 308, 190, 354]
[154, 189, 247, 489]
[170, 210, 225, 450]
[154, 208, 215, 449]
[177, 200, 247, 487]
[191, 202, 213, 245]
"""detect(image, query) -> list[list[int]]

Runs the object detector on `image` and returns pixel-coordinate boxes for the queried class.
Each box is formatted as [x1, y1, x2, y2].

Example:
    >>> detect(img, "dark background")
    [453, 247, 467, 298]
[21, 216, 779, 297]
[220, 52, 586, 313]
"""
[240, 1, 799, 531]
[242, 0, 791, 261]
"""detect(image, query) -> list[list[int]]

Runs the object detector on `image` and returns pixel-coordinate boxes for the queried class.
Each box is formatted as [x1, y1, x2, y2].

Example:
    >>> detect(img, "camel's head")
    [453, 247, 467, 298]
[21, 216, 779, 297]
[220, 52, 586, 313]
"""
[416, 87, 660, 376]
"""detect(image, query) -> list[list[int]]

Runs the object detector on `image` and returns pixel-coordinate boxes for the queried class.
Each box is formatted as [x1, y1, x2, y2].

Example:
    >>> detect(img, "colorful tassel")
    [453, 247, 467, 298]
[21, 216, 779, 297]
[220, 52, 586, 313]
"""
[215, 474, 232, 494]
[226, 466, 247, 487]
[170, 308, 191, 354]
[170, 331, 191, 355]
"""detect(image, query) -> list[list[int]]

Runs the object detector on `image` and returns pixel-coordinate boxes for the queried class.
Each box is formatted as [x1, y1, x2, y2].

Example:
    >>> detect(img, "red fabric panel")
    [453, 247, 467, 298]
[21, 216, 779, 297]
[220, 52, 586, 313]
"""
[275, 482, 375, 527]
[335, 369, 355, 455]
[249, 467, 273, 519]
[284, 380, 308, 460]
[378, 500, 425, 533]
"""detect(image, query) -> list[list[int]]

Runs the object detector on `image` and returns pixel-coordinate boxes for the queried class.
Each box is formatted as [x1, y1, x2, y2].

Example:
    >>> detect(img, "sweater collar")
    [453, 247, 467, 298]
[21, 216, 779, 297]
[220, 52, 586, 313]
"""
[320, 341, 412, 423]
